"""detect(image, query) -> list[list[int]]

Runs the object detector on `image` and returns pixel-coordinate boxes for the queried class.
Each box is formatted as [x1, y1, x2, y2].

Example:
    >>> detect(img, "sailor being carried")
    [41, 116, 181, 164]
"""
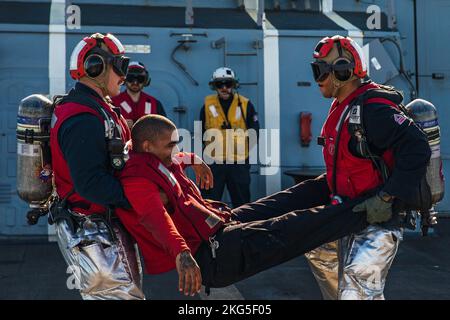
[115, 114, 379, 296]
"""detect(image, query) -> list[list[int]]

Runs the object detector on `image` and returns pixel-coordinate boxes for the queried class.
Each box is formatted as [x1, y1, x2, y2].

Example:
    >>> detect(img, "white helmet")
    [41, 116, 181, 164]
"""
[209, 67, 239, 89]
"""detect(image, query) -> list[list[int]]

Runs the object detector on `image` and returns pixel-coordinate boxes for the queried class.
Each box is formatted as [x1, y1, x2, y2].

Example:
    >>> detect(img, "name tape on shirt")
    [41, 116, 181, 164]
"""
[158, 163, 178, 187]
[235, 107, 242, 120]
[209, 105, 219, 118]
[205, 213, 222, 229]
[120, 101, 132, 114]
[145, 102, 152, 114]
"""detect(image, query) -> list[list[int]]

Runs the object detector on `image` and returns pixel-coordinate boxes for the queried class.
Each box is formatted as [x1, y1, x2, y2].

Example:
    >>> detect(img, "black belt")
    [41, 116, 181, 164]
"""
[49, 198, 118, 242]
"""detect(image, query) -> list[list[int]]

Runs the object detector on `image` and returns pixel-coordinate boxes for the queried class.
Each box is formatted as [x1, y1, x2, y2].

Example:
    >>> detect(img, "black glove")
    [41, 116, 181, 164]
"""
[352, 192, 393, 224]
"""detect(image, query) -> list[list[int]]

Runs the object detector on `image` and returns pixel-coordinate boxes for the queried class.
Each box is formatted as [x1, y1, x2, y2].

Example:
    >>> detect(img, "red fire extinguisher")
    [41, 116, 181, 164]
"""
[300, 112, 312, 147]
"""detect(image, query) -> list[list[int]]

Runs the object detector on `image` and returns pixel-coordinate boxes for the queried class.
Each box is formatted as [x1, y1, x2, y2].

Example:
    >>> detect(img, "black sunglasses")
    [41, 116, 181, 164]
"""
[214, 80, 234, 89]
[126, 74, 146, 84]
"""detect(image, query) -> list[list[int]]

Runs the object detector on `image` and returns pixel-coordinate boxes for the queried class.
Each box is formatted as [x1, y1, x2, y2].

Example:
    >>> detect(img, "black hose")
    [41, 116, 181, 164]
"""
[170, 42, 199, 86]
[380, 37, 417, 100]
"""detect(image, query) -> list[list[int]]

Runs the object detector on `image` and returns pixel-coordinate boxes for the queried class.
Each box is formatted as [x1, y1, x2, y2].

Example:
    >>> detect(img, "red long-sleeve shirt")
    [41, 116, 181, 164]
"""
[116, 153, 201, 274]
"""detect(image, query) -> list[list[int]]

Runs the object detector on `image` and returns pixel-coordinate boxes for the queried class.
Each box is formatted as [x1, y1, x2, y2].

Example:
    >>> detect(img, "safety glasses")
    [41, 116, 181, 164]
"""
[214, 80, 234, 89]
[126, 74, 146, 84]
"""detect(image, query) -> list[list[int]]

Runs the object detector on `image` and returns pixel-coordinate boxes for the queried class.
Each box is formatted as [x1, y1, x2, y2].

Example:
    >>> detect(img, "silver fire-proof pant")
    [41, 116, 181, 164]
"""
[305, 225, 403, 300]
[55, 213, 145, 300]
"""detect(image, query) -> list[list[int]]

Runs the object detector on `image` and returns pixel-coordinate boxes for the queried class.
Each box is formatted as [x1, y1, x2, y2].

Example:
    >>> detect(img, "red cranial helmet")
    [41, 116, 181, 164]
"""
[311, 35, 367, 82]
[69, 33, 128, 80]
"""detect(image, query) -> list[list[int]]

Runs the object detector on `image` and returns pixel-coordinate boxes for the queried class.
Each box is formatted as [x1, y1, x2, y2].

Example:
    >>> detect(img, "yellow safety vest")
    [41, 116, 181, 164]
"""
[204, 93, 250, 163]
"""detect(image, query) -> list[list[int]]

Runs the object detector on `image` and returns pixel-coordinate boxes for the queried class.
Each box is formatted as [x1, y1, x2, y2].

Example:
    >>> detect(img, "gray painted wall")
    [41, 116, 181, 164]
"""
[1, 0, 447, 235]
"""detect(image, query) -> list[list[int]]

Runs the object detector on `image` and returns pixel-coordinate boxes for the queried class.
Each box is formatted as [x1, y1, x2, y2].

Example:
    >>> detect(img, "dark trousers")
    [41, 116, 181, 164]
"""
[201, 163, 251, 208]
[195, 174, 370, 288]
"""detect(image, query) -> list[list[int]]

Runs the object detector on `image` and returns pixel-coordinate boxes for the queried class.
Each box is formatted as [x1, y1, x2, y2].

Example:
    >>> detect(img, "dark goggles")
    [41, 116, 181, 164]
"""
[310, 60, 354, 82]
[108, 55, 130, 77]
[214, 80, 234, 89]
[126, 73, 147, 84]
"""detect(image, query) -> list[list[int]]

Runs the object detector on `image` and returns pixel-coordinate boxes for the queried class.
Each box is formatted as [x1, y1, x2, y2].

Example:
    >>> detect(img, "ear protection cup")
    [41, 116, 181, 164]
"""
[234, 79, 240, 89]
[332, 58, 353, 82]
[84, 54, 106, 78]
[143, 70, 151, 86]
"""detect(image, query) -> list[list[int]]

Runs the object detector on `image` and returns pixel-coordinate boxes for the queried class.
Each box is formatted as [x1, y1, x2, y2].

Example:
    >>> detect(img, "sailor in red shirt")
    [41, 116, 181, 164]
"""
[116, 114, 370, 297]
[112, 61, 166, 128]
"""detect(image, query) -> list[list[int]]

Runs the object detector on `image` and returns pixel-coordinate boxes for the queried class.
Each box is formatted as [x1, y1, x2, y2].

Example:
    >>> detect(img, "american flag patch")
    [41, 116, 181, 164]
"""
[393, 114, 407, 125]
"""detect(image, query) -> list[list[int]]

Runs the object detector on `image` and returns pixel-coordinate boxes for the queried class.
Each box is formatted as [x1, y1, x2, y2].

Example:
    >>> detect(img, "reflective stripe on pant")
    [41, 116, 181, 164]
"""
[55, 215, 145, 300]
[306, 225, 402, 300]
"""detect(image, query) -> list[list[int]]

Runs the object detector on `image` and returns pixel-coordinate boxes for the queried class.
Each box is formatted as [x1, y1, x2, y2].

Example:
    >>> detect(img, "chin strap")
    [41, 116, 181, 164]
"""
[332, 75, 360, 97]
[331, 76, 344, 97]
